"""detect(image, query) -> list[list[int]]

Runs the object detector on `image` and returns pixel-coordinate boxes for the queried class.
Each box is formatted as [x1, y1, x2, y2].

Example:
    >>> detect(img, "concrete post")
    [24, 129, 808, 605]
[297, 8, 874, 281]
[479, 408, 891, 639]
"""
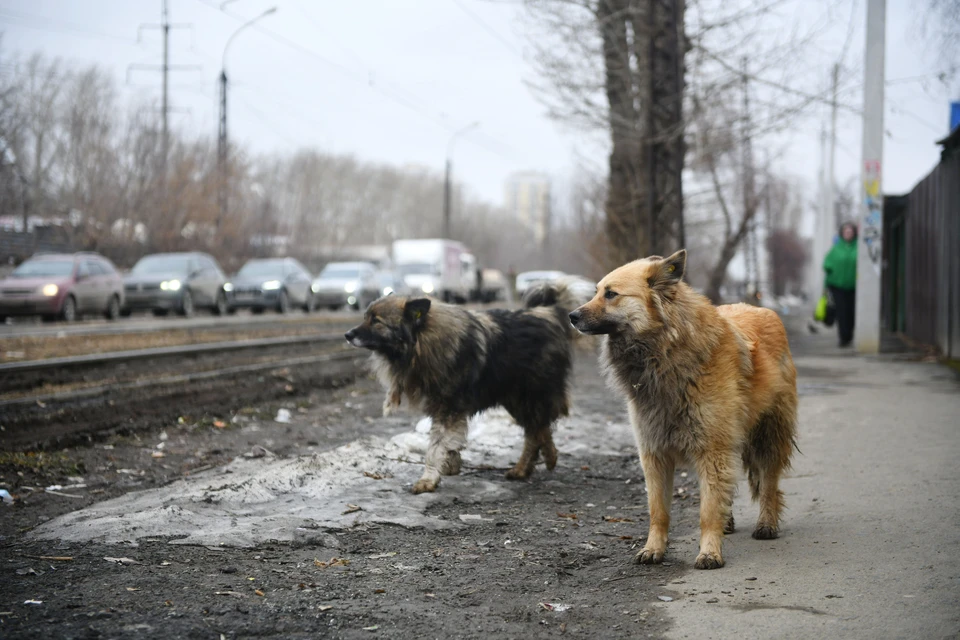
[855, 0, 885, 353]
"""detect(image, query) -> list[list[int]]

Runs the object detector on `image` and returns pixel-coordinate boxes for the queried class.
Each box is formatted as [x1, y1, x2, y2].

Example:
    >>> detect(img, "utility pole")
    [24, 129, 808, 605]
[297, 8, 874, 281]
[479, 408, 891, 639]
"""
[131, 3, 197, 192]
[855, 0, 886, 353]
[161, 0, 169, 187]
[443, 121, 479, 239]
[218, 70, 228, 230]
[216, 6, 277, 232]
[443, 158, 452, 239]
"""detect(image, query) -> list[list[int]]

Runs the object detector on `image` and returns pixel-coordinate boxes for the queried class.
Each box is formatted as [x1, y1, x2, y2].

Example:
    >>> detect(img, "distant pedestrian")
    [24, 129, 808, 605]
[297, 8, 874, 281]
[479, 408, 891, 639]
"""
[822, 221, 858, 347]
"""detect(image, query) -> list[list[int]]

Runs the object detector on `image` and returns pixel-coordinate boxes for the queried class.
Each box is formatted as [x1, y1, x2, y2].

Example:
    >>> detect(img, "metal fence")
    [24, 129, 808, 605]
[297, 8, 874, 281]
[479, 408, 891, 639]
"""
[883, 128, 960, 359]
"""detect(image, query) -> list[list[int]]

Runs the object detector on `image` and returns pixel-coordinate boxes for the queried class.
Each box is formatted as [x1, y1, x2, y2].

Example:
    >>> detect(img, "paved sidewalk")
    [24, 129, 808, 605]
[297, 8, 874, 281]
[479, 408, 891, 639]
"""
[665, 315, 960, 639]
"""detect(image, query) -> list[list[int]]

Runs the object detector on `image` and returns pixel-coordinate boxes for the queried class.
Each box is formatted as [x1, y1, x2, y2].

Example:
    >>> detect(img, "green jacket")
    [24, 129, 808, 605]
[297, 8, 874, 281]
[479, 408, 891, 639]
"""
[823, 239, 857, 290]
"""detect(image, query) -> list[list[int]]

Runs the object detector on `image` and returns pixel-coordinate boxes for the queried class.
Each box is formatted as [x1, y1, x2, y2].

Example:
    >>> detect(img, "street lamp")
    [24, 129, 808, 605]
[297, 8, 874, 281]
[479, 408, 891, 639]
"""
[217, 6, 277, 231]
[443, 121, 479, 239]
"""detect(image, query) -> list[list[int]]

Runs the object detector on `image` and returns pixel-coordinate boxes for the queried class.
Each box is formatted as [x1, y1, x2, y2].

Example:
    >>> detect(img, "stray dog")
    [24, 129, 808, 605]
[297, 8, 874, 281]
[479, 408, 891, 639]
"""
[569, 250, 798, 569]
[345, 280, 585, 494]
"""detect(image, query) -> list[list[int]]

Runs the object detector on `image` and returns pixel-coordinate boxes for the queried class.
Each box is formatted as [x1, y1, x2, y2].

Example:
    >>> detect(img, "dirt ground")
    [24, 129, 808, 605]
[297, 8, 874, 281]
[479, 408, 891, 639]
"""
[0, 351, 707, 639]
[0, 316, 352, 361]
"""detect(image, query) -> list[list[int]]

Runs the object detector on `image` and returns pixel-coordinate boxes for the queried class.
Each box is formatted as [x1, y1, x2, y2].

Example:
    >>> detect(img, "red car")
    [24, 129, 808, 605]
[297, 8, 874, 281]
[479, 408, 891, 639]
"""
[0, 252, 125, 323]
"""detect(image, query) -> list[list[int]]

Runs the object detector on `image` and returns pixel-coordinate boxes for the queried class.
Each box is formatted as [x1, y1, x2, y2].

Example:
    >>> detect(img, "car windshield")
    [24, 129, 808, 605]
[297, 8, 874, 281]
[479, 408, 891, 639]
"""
[397, 263, 436, 276]
[238, 261, 284, 278]
[11, 259, 74, 278]
[320, 266, 360, 279]
[132, 255, 190, 275]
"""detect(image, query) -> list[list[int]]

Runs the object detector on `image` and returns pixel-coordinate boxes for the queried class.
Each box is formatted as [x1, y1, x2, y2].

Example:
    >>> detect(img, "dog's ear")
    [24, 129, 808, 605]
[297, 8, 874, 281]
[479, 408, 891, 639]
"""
[403, 297, 431, 326]
[648, 249, 686, 290]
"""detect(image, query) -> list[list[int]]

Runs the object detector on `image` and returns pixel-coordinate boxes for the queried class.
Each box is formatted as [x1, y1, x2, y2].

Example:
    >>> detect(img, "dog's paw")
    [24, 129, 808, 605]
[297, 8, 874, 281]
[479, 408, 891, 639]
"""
[694, 552, 725, 570]
[542, 447, 558, 471]
[752, 524, 779, 540]
[724, 515, 736, 534]
[439, 450, 462, 476]
[382, 402, 394, 418]
[504, 466, 531, 480]
[411, 478, 439, 494]
[635, 548, 665, 565]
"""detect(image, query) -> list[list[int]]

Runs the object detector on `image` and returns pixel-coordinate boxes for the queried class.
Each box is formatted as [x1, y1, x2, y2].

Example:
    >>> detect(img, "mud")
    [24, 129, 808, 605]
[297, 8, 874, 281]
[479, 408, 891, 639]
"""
[0, 352, 704, 639]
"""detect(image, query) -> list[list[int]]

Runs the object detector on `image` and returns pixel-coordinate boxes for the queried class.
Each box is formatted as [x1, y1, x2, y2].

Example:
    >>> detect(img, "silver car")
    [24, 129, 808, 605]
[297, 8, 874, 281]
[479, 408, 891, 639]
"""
[311, 261, 379, 311]
[123, 252, 228, 317]
[226, 258, 315, 314]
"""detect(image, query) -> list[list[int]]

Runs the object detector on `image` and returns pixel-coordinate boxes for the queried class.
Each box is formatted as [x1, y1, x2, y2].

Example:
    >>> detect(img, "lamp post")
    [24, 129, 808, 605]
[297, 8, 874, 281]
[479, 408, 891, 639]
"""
[217, 6, 277, 231]
[442, 121, 479, 239]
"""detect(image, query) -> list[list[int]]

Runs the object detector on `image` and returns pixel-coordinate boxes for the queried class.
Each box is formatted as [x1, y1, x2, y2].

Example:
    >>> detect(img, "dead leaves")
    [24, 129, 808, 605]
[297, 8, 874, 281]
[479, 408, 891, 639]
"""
[601, 515, 635, 523]
[314, 557, 350, 569]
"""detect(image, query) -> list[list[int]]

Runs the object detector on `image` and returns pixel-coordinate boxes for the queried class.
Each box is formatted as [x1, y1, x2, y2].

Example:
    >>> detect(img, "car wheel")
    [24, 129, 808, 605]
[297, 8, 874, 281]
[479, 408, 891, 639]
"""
[213, 291, 228, 316]
[303, 293, 316, 313]
[178, 289, 195, 317]
[120, 308, 132, 317]
[251, 307, 265, 315]
[277, 290, 290, 314]
[61, 295, 78, 323]
[104, 295, 121, 320]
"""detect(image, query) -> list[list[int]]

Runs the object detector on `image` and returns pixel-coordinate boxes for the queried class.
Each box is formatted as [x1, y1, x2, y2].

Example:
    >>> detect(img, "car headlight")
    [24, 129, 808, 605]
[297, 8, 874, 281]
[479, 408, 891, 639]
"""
[262, 280, 281, 290]
[311, 283, 320, 293]
[421, 283, 434, 294]
[382, 286, 394, 296]
[346, 295, 357, 306]
[41, 284, 59, 297]
[344, 281, 357, 294]
[160, 279, 181, 291]
[223, 282, 234, 292]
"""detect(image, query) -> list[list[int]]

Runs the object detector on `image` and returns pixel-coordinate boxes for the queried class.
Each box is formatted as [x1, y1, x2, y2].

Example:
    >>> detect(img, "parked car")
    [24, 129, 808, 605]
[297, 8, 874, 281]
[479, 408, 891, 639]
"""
[374, 270, 412, 298]
[311, 261, 379, 310]
[122, 252, 228, 317]
[479, 268, 511, 303]
[515, 270, 566, 296]
[0, 252, 124, 323]
[226, 258, 315, 314]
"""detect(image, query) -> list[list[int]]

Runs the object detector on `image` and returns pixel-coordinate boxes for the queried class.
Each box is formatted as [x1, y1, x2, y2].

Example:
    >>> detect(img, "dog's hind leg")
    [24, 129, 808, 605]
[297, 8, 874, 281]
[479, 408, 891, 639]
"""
[412, 416, 467, 494]
[748, 397, 797, 539]
[539, 429, 558, 471]
[505, 428, 541, 480]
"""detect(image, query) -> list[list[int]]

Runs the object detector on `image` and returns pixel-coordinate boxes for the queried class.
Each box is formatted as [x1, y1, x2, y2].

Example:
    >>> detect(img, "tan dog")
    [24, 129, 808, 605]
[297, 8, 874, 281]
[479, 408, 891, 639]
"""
[569, 250, 798, 569]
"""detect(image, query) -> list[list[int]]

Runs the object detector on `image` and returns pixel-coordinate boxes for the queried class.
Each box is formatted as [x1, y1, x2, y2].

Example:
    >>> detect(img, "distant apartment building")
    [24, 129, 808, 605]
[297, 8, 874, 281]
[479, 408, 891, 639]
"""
[504, 172, 550, 246]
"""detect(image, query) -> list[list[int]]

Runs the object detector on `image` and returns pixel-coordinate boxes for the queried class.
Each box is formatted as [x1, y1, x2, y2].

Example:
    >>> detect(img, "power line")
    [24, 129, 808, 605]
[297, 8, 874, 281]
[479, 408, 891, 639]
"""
[193, 0, 519, 162]
[452, 0, 525, 59]
[0, 8, 138, 44]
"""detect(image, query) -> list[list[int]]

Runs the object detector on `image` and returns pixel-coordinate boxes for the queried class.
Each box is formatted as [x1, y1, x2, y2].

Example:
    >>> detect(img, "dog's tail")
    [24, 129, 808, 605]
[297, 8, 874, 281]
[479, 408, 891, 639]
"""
[523, 276, 595, 339]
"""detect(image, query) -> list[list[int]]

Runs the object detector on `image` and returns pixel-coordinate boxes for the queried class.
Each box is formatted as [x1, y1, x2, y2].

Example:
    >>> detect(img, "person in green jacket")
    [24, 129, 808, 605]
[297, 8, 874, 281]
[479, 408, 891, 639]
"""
[823, 221, 858, 347]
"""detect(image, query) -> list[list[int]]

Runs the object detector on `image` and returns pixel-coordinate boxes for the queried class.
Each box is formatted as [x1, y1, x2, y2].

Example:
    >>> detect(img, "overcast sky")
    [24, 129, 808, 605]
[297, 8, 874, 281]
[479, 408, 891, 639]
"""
[0, 0, 955, 217]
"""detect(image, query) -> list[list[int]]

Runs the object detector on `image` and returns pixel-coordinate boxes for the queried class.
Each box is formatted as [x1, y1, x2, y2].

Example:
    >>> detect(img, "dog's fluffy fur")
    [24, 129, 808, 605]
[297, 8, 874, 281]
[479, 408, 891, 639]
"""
[570, 250, 798, 569]
[345, 280, 586, 494]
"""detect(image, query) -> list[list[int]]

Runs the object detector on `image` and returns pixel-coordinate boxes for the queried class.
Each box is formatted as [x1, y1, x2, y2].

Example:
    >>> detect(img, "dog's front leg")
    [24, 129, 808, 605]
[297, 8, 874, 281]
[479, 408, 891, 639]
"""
[382, 384, 402, 417]
[411, 416, 467, 494]
[636, 449, 674, 564]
